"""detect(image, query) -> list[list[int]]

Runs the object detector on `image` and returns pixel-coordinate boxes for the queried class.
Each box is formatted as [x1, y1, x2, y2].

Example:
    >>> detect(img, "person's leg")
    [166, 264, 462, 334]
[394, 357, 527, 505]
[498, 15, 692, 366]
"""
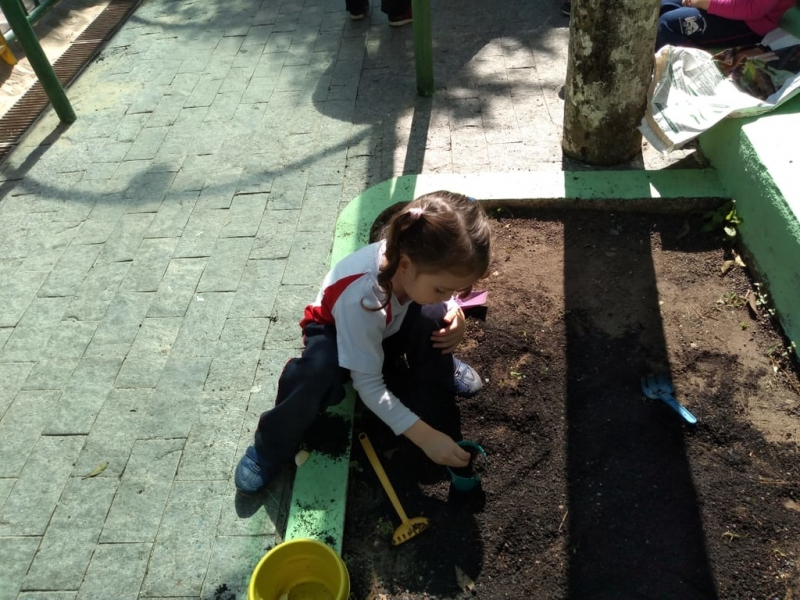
[383, 302, 463, 439]
[381, 0, 412, 25]
[346, 0, 369, 20]
[657, 7, 761, 50]
[236, 323, 348, 493]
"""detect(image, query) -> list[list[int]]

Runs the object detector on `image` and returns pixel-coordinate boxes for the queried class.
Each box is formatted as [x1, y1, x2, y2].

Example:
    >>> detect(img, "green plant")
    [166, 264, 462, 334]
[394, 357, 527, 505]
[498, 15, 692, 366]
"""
[702, 201, 742, 239]
[717, 292, 747, 309]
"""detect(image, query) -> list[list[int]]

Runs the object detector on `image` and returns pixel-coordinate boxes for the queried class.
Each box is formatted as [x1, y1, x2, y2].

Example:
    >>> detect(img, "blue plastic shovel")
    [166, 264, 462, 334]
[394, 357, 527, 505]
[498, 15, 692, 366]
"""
[641, 373, 697, 424]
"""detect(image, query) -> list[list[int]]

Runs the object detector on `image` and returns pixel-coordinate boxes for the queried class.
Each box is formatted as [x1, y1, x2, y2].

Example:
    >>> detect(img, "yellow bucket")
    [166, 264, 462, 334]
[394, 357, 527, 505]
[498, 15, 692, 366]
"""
[248, 538, 349, 600]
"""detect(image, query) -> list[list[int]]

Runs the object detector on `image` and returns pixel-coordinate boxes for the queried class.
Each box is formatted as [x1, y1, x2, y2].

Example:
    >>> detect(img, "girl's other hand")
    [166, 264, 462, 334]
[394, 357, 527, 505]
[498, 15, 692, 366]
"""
[682, 0, 710, 9]
[404, 421, 470, 467]
[431, 306, 465, 353]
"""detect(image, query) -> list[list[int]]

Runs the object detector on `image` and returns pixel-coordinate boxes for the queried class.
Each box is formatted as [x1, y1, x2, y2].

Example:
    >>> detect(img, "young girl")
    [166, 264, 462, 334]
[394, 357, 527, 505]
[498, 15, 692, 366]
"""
[656, 0, 796, 51]
[235, 191, 492, 494]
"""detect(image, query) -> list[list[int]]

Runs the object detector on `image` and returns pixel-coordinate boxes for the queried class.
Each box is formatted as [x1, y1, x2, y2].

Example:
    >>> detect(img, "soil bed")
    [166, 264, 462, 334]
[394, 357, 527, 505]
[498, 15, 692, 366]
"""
[341, 208, 800, 600]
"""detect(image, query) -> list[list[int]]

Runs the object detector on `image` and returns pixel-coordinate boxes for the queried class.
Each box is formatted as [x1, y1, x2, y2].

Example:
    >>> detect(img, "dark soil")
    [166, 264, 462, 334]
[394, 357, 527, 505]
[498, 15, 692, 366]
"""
[341, 208, 800, 600]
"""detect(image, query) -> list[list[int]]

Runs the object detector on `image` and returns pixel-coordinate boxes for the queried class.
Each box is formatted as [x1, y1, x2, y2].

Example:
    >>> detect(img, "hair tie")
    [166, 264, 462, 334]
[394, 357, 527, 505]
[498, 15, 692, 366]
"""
[408, 207, 423, 220]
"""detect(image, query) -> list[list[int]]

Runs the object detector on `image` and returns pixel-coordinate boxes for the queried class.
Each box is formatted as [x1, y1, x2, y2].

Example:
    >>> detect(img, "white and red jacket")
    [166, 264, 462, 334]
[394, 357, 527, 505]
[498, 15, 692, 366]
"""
[300, 241, 419, 435]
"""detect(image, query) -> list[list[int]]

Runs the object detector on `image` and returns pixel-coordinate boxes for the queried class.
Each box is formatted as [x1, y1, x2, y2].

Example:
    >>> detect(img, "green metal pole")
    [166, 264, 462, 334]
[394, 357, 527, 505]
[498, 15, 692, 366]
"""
[0, 0, 76, 123]
[411, 0, 433, 97]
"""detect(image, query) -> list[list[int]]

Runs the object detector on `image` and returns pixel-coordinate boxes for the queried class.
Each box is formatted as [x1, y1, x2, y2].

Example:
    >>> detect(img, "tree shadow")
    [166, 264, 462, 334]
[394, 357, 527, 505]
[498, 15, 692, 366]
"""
[562, 209, 719, 599]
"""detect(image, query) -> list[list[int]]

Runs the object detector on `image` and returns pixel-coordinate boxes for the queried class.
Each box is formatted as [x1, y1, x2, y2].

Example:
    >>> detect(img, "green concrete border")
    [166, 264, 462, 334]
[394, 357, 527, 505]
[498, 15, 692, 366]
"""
[283, 169, 730, 554]
[700, 94, 800, 351]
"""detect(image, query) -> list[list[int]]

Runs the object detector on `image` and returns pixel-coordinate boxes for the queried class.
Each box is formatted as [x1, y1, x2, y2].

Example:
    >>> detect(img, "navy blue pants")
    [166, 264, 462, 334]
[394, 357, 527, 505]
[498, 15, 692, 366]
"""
[254, 302, 456, 462]
[656, 0, 761, 51]
[345, 0, 410, 17]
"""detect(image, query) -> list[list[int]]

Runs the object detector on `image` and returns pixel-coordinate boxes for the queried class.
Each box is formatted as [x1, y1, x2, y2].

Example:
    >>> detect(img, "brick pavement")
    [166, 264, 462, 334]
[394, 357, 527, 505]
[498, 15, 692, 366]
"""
[0, 0, 701, 596]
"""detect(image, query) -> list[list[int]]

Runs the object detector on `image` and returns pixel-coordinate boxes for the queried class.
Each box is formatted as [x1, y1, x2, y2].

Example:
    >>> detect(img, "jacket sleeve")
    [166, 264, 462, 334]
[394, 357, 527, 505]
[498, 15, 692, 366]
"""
[350, 370, 420, 435]
[707, 0, 781, 21]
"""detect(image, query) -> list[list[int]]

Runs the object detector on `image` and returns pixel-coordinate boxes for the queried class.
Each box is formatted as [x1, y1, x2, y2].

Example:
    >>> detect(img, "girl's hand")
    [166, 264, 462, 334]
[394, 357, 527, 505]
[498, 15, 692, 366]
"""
[404, 421, 470, 467]
[682, 0, 710, 9]
[431, 306, 465, 354]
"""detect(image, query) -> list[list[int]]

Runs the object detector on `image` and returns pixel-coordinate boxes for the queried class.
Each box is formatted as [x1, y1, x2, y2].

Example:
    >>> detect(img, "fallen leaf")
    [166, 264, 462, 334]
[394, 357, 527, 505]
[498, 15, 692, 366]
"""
[734, 254, 746, 267]
[294, 450, 310, 467]
[744, 289, 759, 319]
[455, 565, 475, 592]
[721, 260, 734, 274]
[82, 462, 108, 479]
[784, 499, 800, 513]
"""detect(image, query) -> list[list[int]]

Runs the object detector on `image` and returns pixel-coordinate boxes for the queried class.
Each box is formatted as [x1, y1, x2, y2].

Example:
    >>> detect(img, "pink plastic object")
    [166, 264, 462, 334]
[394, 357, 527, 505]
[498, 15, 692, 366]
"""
[455, 291, 487, 309]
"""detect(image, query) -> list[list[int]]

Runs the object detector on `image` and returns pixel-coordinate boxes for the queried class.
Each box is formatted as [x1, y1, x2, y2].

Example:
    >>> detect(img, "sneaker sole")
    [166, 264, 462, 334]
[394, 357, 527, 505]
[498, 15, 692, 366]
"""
[350, 12, 365, 20]
[389, 17, 412, 26]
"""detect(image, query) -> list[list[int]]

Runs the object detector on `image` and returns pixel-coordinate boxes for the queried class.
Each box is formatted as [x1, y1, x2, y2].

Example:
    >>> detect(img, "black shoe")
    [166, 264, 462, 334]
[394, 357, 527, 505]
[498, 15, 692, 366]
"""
[388, 6, 412, 26]
[350, 0, 369, 20]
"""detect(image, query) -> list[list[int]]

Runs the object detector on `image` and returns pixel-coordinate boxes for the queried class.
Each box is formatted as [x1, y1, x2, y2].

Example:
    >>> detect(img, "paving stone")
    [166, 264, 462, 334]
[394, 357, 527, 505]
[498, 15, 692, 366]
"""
[267, 171, 307, 212]
[297, 184, 341, 232]
[0, 390, 61, 477]
[202, 534, 275, 599]
[17, 593, 77, 600]
[38, 244, 102, 298]
[74, 389, 154, 479]
[206, 317, 269, 390]
[0, 296, 71, 362]
[0, 537, 40, 600]
[0, 435, 84, 536]
[145, 191, 198, 239]
[204, 90, 245, 122]
[184, 76, 223, 108]
[229, 258, 285, 319]
[140, 480, 226, 597]
[282, 230, 332, 285]
[171, 292, 234, 357]
[100, 438, 184, 543]
[0, 477, 15, 507]
[76, 543, 150, 600]
[147, 257, 208, 317]
[43, 357, 123, 435]
[197, 168, 243, 211]
[64, 261, 131, 322]
[22, 357, 81, 391]
[173, 209, 227, 258]
[123, 170, 177, 211]
[0, 362, 35, 418]
[197, 237, 253, 292]
[114, 355, 167, 389]
[0, 270, 48, 328]
[85, 292, 154, 358]
[154, 358, 212, 393]
[264, 284, 317, 345]
[22, 477, 118, 590]
[119, 237, 178, 292]
[177, 391, 248, 480]
[219, 193, 268, 238]
[97, 213, 155, 263]
[40, 320, 98, 360]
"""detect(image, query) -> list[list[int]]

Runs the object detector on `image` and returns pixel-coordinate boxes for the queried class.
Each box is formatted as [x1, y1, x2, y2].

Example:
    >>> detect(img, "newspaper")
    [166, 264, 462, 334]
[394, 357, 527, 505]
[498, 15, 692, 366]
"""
[640, 29, 800, 153]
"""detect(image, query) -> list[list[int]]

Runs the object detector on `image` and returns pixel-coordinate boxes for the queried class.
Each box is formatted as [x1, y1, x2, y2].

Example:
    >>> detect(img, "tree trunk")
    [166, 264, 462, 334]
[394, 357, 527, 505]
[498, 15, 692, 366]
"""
[562, 0, 659, 165]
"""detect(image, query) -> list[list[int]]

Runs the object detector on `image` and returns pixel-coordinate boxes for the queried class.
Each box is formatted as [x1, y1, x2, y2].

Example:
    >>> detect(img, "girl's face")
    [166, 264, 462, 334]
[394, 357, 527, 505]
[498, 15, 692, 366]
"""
[393, 256, 478, 305]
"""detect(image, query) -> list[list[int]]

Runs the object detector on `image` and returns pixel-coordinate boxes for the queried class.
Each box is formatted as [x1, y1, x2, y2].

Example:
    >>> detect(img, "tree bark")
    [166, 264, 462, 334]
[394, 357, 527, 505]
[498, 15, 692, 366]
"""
[562, 0, 659, 165]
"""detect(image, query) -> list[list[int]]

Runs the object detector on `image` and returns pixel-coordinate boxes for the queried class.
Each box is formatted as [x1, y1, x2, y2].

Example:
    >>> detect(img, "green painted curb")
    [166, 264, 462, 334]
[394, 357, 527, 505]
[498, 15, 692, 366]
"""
[284, 169, 730, 553]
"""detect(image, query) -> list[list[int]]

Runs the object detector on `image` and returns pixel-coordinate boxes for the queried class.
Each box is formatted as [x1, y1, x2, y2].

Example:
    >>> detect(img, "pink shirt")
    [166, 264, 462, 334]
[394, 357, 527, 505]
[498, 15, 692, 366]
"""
[708, 0, 797, 35]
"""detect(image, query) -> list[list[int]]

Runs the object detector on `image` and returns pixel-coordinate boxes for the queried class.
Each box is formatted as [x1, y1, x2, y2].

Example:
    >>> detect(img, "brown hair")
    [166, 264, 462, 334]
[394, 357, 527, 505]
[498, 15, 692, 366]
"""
[375, 191, 491, 306]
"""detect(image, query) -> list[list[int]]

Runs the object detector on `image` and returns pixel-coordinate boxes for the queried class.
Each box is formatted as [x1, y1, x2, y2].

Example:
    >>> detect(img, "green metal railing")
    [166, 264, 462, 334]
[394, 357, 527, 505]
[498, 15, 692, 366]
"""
[1, 0, 58, 45]
[0, 0, 75, 122]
